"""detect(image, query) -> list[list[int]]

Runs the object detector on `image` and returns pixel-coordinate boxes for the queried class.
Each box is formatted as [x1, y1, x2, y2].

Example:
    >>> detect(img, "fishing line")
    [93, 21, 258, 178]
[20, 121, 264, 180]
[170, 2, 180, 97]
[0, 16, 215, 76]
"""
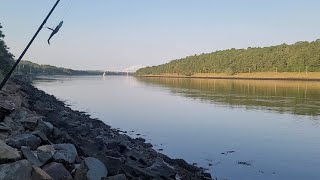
[61, 0, 73, 20]
[0, 0, 62, 91]
[44, 0, 73, 28]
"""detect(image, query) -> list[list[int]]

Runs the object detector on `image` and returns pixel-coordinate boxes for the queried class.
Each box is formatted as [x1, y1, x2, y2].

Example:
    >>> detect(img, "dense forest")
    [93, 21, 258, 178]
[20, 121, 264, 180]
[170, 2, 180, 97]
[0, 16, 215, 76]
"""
[0, 23, 14, 79]
[17, 60, 130, 76]
[136, 40, 320, 76]
[17, 60, 104, 76]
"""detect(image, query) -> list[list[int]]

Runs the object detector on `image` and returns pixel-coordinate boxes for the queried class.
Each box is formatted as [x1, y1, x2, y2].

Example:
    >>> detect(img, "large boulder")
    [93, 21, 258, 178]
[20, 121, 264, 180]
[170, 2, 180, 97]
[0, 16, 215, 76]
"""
[0, 159, 32, 180]
[3, 116, 24, 136]
[21, 146, 43, 167]
[52, 127, 64, 140]
[21, 116, 42, 131]
[35, 120, 54, 137]
[33, 101, 54, 116]
[0, 139, 21, 163]
[123, 164, 153, 179]
[37, 144, 78, 165]
[74, 157, 108, 180]
[0, 123, 11, 139]
[95, 154, 124, 176]
[52, 128, 74, 144]
[125, 150, 151, 166]
[0, 101, 15, 121]
[10, 109, 28, 122]
[32, 131, 52, 145]
[6, 134, 41, 150]
[37, 145, 56, 165]
[146, 157, 176, 178]
[0, 122, 11, 132]
[2, 84, 21, 94]
[53, 144, 78, 164]
[42, 162, 72, 180]
[31, 165, 53, 180]
[123, 157, 176, 179]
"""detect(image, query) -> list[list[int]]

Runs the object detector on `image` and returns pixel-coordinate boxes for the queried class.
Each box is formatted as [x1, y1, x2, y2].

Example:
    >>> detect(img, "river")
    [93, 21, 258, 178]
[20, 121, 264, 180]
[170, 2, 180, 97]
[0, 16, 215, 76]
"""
[33, 76, 320, 180]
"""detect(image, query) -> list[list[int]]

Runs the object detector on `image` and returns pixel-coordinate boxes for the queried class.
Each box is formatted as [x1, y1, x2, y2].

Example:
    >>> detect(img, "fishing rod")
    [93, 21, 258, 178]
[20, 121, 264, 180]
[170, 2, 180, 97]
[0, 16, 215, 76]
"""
[0, 0, 62, 91]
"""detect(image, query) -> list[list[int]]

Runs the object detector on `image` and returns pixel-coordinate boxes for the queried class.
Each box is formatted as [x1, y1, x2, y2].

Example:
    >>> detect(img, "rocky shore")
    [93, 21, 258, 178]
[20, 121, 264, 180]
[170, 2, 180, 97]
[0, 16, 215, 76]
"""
[0, 77, 213, 180]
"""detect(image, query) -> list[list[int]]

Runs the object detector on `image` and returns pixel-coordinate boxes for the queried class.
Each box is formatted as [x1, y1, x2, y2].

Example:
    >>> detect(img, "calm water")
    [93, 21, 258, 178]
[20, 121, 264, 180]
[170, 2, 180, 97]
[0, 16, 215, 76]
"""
[33, 76, 320, 180]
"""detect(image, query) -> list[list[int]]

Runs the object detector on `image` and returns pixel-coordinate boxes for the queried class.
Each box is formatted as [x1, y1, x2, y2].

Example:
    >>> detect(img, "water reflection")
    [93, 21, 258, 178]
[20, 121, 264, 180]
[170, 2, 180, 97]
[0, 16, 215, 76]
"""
[137, 77, 320, 116]
[34, 76, 320, 180]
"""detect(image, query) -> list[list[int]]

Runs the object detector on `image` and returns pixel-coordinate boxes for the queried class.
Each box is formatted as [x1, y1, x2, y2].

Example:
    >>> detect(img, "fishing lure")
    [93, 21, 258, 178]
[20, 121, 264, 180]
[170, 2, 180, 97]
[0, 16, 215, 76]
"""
[47, 21, 63, 45]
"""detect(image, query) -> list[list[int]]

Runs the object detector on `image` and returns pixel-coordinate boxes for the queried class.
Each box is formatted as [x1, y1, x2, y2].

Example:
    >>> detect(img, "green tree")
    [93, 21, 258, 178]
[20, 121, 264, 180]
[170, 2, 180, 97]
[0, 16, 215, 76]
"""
[136, 39, 320, 75]
[0, 23, 14, 78]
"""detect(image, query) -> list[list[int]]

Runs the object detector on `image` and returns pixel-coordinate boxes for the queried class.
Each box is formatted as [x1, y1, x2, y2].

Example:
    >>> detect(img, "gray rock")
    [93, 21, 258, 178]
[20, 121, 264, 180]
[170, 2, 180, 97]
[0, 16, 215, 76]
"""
[2, 84, 21, 93]
[35, 120, 54, 137]
[37, 145, 56, 165]
[52, 127, 64, 139]
[53, 144, 78, 164]
[105, 149, 123, 158]
[33, 101, 55, 116]
[32, 131, 52, 145]
[42, 162, 72, 180]
[21, 146, 43, 167]
[106, 139, 130, 153]
[3, 117, 16, 130]
[0, 139, 21, 163]
[31, 165, 53, 180]
[0, 123, 11, 139]
[0, 101, 15, 121]
[0, 159, 32, 180]
[0, 123, 11, 132]
[52, 128, 74, 144]
[123, 161, 154, 179]
[125, 150, 149, 166]
[21, 116, 42, 130]
[5, 95, 22, 108]
[146, 157, 176, 178]
[74, 157, 108, 180]
[106, 174, 127, 180]
[10, 109, 28, 121]
[3, 116, 24, 136]
[123, 157, 176, 179]
[95, 154, 124, 176]
[0, 132, 9, 140]
[6, 134, 41, 150]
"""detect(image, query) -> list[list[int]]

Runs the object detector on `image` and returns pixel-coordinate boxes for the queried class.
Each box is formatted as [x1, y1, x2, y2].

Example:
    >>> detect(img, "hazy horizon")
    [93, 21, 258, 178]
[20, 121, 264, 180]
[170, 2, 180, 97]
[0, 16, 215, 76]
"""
[1, 0, 320, 70]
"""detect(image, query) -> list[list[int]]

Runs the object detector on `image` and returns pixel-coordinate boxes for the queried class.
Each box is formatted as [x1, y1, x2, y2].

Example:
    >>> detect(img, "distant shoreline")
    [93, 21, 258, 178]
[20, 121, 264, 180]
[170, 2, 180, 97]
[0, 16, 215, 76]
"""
[137, 72, 320, 81]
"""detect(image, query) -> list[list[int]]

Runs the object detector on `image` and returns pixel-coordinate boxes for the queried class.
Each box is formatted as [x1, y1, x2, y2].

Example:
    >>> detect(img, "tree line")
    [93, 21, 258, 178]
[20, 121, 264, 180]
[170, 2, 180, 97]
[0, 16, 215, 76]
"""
[0, 23, 14, 79]
[136, 40, 320, 76]
[17, 61, 131, 76]
[17, 60, 104, 76]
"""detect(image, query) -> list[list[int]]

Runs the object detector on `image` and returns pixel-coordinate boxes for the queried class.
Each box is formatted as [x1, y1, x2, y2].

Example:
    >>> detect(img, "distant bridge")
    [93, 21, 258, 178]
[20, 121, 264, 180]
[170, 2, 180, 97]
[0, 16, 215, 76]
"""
[103, 65, 146, 75]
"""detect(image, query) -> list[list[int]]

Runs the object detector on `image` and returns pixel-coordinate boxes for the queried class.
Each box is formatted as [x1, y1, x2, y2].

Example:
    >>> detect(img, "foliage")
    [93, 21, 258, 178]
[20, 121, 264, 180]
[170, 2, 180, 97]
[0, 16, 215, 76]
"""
[18, 61, 131, 76]
[225, 67, 235, 75]
[17, 61, 103, 76]
[136, 40, 320, 75]
[0, 23, 14, 77]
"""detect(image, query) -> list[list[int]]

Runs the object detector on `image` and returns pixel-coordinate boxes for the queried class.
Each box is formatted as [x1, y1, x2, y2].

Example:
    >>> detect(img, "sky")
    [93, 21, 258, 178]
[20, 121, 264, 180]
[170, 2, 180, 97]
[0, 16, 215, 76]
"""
[1, 0, 320, 70]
